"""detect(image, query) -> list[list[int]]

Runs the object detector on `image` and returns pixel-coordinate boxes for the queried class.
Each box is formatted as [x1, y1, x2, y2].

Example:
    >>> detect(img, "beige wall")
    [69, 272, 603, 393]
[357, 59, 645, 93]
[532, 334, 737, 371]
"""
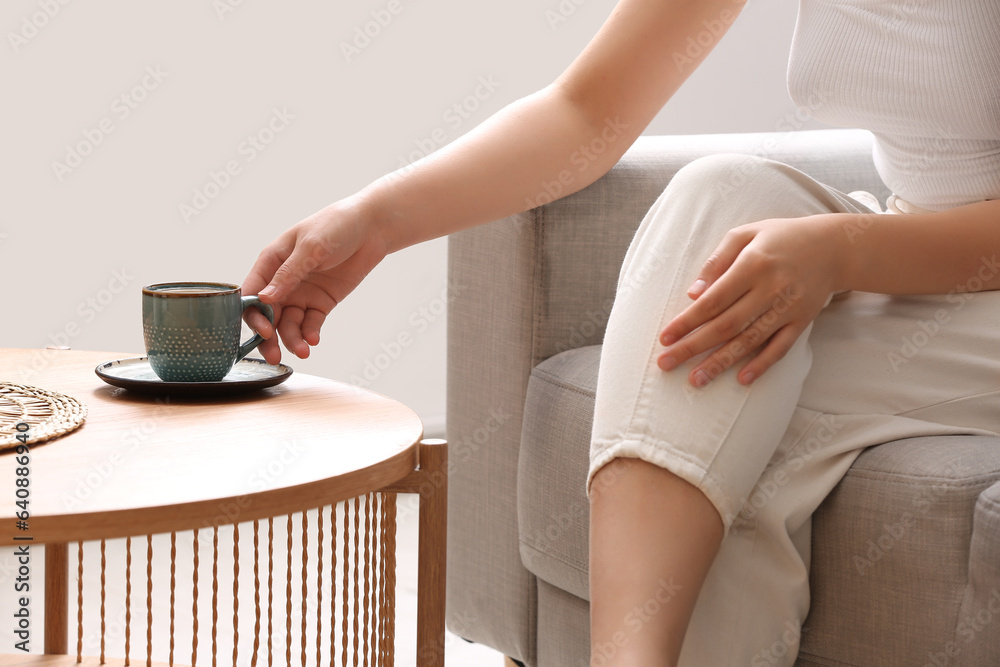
[3, 0, 826, 435]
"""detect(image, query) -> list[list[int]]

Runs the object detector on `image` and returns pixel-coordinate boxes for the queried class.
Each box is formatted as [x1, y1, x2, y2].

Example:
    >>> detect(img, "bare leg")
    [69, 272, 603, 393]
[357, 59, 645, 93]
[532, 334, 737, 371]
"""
[589, 459, 723, 667]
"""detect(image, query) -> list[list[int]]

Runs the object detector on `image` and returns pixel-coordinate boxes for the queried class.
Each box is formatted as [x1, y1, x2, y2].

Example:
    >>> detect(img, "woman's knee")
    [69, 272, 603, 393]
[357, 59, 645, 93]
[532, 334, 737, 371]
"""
[632, 153, 833, 253]
[673, 153, 808, 212]
[668, 153, 781, 201]
[623, 154, 796, 271]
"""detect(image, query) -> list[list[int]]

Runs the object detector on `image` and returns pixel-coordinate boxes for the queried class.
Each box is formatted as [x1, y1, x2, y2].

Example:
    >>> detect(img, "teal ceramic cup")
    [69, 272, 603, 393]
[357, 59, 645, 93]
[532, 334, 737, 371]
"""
[142, 282, 275, 382]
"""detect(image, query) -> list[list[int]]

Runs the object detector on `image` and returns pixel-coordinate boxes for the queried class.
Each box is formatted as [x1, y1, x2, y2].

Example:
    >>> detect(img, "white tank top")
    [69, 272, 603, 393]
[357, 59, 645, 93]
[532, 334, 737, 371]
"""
[787, 0, 1000, 211]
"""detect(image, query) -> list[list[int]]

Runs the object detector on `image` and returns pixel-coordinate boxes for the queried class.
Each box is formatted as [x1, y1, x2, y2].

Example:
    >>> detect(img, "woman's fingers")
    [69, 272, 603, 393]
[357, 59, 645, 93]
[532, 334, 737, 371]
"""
[658, 289, 765, 369]
[731, 324, 801, 385]
[257, 228, 335, 303]
[301, 308, 327, 346]
[244, 306, 275, 339]
[277, 306, 311, 359]
[660, 263, 751, 347]
[660, 283, 819, 386]
[253, 304, 285, 366]
[678, 312, 796, 386]
[660, 307, 801, 388]
[658, 275, 810, 384]
[260, 251, 310, 303]
[242, 276, 281, 364]
[685, 227, 752, 299]
[257, 335, 283, 366]
[245, 232, 295, 301]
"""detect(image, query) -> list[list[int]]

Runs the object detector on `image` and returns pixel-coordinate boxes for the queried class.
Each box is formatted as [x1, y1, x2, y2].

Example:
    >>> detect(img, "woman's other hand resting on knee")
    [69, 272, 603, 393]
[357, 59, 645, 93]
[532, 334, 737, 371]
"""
[657, 198, 1000, 388]
[657, 214, 852, 387]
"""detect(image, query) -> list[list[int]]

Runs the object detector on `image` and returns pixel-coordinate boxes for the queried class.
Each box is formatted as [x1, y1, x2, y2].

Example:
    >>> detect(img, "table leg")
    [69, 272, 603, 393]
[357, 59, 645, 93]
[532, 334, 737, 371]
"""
[43, 542, 69, 655]
[416, 439, 448, 667]
[376, 437, 452, 666]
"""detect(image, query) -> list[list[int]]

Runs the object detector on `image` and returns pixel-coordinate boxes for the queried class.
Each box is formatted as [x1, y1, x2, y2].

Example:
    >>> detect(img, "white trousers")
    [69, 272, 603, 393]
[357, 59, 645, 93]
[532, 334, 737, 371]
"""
[589, 154, 1000, 666]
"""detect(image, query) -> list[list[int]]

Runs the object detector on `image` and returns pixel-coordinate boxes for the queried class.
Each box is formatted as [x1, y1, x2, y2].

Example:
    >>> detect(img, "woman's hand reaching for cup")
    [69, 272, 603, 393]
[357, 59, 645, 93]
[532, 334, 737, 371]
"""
[242, 201, 389, 365]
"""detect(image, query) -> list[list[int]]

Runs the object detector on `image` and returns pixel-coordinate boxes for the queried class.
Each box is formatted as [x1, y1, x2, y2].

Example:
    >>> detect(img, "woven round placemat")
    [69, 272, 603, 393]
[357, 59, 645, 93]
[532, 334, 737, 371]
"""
[0, 383, 88, 450]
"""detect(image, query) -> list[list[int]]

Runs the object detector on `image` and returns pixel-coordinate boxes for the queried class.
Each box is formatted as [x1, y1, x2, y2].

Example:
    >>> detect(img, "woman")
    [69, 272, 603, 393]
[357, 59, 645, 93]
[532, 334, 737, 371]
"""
[243, 0, 1000, 664]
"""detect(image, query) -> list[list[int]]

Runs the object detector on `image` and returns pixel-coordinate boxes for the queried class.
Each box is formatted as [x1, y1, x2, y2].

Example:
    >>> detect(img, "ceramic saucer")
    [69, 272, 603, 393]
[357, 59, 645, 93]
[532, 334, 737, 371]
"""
[95, 357, 293, 397]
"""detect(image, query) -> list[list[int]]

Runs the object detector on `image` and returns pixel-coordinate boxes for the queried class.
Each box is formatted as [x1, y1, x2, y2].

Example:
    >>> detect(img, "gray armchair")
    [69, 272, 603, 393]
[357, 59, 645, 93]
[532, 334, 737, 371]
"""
[445, 129, 1000, 666]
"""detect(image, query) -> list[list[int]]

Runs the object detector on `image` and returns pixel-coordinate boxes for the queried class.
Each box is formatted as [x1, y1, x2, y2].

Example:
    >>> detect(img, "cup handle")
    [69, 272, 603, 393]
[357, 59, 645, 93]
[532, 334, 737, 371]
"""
[237, 296, 276, 363]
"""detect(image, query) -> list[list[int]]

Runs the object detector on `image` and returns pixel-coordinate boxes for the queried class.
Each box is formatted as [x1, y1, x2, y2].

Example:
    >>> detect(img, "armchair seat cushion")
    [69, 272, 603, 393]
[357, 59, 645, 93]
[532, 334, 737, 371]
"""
[516, 344, 1000, 664]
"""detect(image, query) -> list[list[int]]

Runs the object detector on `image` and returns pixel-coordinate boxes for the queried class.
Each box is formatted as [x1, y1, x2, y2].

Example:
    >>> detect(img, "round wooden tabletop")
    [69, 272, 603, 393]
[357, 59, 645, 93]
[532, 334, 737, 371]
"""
[0, 349, 423, 545]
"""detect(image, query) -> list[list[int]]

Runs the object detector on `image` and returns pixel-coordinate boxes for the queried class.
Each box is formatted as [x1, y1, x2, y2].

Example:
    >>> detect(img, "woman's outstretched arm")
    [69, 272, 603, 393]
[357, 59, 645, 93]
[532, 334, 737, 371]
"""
[243, 0, 747, 362]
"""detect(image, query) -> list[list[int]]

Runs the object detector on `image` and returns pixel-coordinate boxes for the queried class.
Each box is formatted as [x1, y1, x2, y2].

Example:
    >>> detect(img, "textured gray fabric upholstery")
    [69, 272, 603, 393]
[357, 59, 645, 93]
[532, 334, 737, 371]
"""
[518, 346, 600, 602]
[537, 579, 591, 667]
[446, 129, 1000, 666]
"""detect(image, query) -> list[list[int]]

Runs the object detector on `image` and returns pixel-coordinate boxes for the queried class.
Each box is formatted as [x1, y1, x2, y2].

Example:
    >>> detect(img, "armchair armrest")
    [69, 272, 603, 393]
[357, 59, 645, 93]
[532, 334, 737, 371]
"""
[962, 479, 1000, 665]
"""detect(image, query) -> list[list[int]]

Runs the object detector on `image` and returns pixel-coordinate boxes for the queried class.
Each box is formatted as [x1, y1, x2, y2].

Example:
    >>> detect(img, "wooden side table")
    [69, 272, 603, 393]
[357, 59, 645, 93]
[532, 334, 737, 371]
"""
[0, 348, 446, 667]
